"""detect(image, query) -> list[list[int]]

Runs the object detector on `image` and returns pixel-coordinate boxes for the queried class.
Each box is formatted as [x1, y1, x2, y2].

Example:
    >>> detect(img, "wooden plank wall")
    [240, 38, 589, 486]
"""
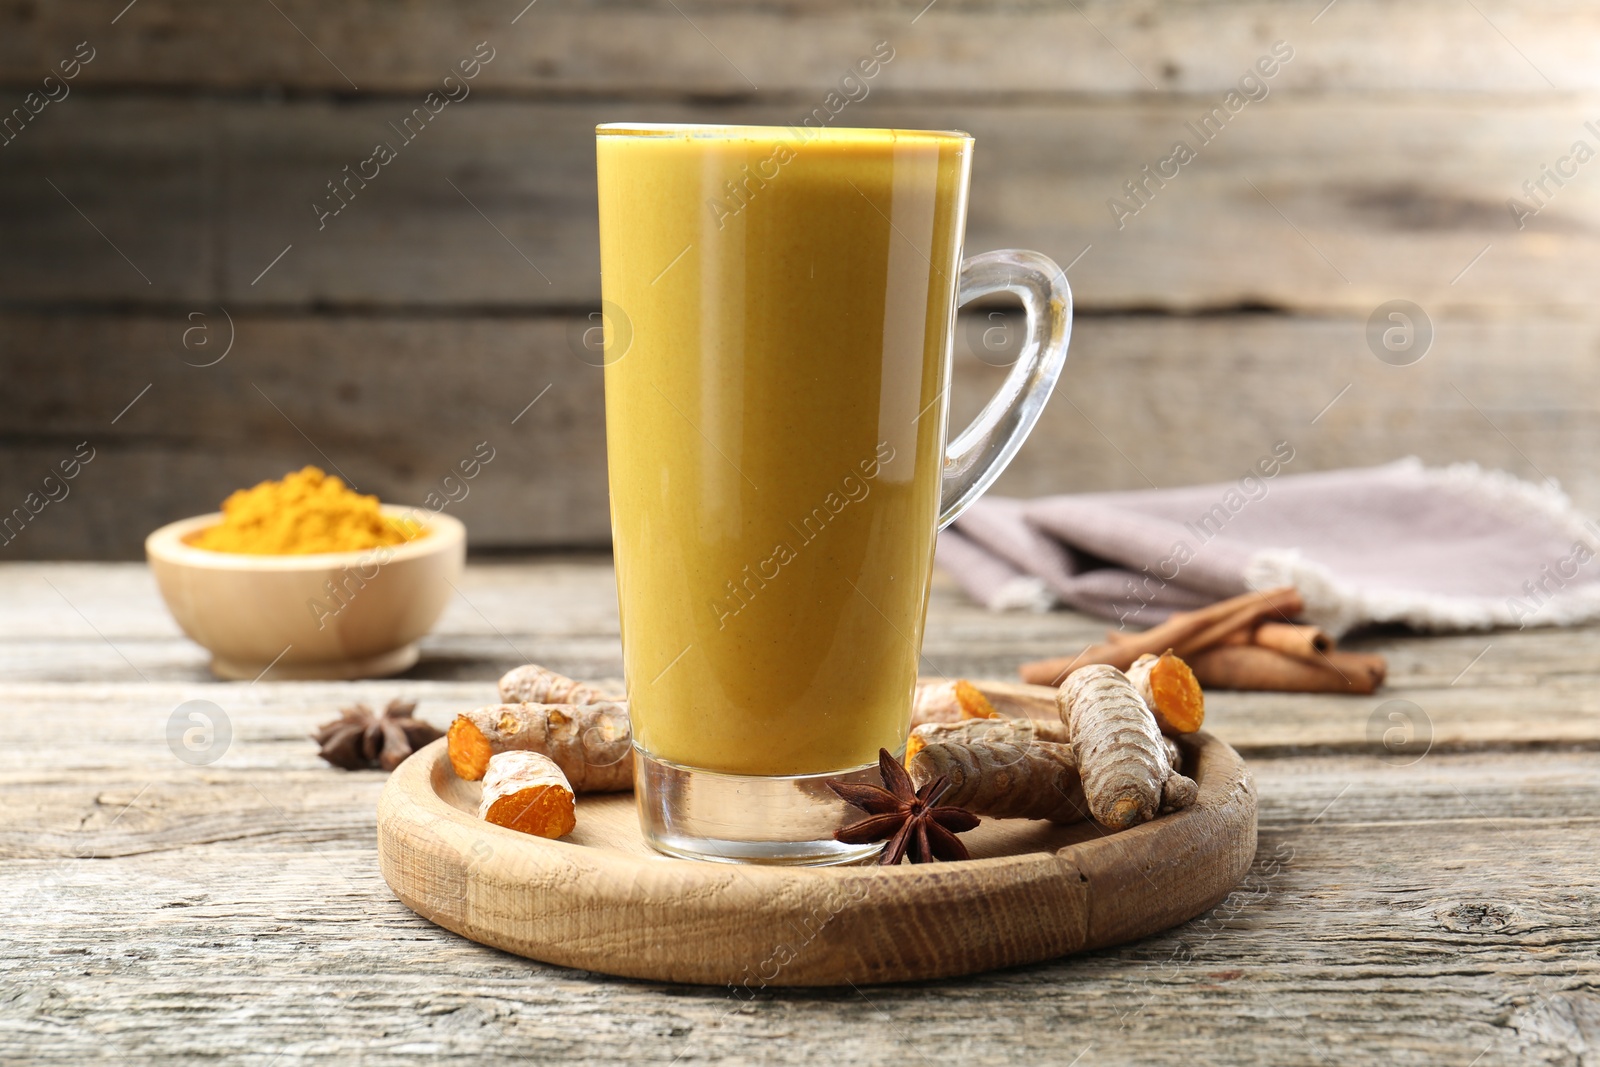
[2, 0, 1597, 558]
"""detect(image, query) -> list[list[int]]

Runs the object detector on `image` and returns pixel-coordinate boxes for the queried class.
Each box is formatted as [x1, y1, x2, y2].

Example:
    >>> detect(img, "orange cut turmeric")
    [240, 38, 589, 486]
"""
[188, 466, 423, 555]
[477, 751, 577, 838]
[1125, 652, 1206, 735]
[910, 679, 1000, 726]
[448, 702, 633, 790]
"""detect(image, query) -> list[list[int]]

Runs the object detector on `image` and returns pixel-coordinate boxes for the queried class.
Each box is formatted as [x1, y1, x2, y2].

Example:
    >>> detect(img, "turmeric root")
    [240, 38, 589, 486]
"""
[909, 740, 1088, 824]
[906, 717, 1069, 761]
[478, 751, 576, 838]
[910, 679, 1000, 726]
[911, 678, 1063, 727]
[1160, 768, 1198, 814]
[497, 664, 620, 706]
[1163, 735, 1183, 775]
[1059, 664, 1196, 830]
[1125, 652, 1206, 735]
[961, 679, 1060, 720]
[447, 702, 632, 790]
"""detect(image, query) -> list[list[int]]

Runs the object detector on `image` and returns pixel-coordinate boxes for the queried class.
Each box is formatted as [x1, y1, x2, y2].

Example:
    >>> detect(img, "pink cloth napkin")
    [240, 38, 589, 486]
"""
[936, 459, 1600, 636]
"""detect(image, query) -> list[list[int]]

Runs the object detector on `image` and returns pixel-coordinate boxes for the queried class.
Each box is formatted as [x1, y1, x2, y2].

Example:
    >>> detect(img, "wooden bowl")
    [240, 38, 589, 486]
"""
[377, 731, 1258, 986]
[145, 507, 465, 680]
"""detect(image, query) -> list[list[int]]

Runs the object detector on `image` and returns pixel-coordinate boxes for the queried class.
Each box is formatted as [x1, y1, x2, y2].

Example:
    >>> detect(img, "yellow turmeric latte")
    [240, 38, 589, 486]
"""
[188, 467, 422, 555]
[598, 125, 970, 776]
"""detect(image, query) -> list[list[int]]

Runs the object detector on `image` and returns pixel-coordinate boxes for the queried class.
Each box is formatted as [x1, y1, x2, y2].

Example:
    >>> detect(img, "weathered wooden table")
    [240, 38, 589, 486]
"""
[4, 559, 1597, 1064]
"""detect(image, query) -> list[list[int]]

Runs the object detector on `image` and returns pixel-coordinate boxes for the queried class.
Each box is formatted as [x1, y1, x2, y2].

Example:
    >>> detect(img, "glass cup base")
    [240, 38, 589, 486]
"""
[634, 749, 890, 866]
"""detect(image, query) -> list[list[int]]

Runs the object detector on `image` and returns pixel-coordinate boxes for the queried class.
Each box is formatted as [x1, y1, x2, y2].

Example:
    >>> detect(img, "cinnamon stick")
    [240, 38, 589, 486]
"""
[1187, 644, 1382, 695]
[1253, 622, 1334, 662]
[1321, 650, 1387, 691]
[1171, 588, 1306, 658]
[1020, 586, 1305, 685]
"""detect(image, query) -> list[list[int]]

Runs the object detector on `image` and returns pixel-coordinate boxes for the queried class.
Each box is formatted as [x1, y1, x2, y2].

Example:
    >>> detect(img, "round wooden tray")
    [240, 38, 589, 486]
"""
[376, 733, 1257, 987]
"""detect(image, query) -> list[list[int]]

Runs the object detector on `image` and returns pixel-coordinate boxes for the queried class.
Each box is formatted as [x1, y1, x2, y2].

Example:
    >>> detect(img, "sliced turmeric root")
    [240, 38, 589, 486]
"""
[447, 702, 632, 790]
[477, 751, 577, 838]
[1126, 651, 1205, 735]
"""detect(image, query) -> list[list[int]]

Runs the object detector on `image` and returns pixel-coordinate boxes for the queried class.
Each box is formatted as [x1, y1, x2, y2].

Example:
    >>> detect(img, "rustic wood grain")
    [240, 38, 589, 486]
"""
[4, 97, 1593, 311]
[5, 0, 1600, 94]
[0, 312, 612, 558]
[5, 823, 1596, 1066]
[3, 561, 1599, 1062]
[4, 563, 1600, 760]
[5, 0, 1599, 1037]
[7, 0, 1597, 561]
[376, 733, 1257, 985]
[5, 309, 1596, 559]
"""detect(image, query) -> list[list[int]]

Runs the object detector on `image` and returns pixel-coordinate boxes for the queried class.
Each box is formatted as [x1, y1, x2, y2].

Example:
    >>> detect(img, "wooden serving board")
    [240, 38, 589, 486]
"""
[376, 733, 1257, 987]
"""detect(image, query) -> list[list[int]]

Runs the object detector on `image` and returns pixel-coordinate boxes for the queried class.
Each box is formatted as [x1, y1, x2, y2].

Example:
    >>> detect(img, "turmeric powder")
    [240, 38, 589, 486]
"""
[188, 466, 423, 555]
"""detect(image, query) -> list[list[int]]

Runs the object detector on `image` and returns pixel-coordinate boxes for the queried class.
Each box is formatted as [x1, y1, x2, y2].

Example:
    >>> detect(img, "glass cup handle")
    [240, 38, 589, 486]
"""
[939, 249, 1074, 529]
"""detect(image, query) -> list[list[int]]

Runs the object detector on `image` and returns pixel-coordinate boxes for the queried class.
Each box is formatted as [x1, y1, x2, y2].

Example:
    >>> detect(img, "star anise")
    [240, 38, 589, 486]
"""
[312, 699, 442, 771]
[828, 749, 980, 865]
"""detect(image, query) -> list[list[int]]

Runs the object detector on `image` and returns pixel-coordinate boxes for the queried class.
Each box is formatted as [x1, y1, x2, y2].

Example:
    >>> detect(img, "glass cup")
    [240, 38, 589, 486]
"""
[596, 123, 1072, 864]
